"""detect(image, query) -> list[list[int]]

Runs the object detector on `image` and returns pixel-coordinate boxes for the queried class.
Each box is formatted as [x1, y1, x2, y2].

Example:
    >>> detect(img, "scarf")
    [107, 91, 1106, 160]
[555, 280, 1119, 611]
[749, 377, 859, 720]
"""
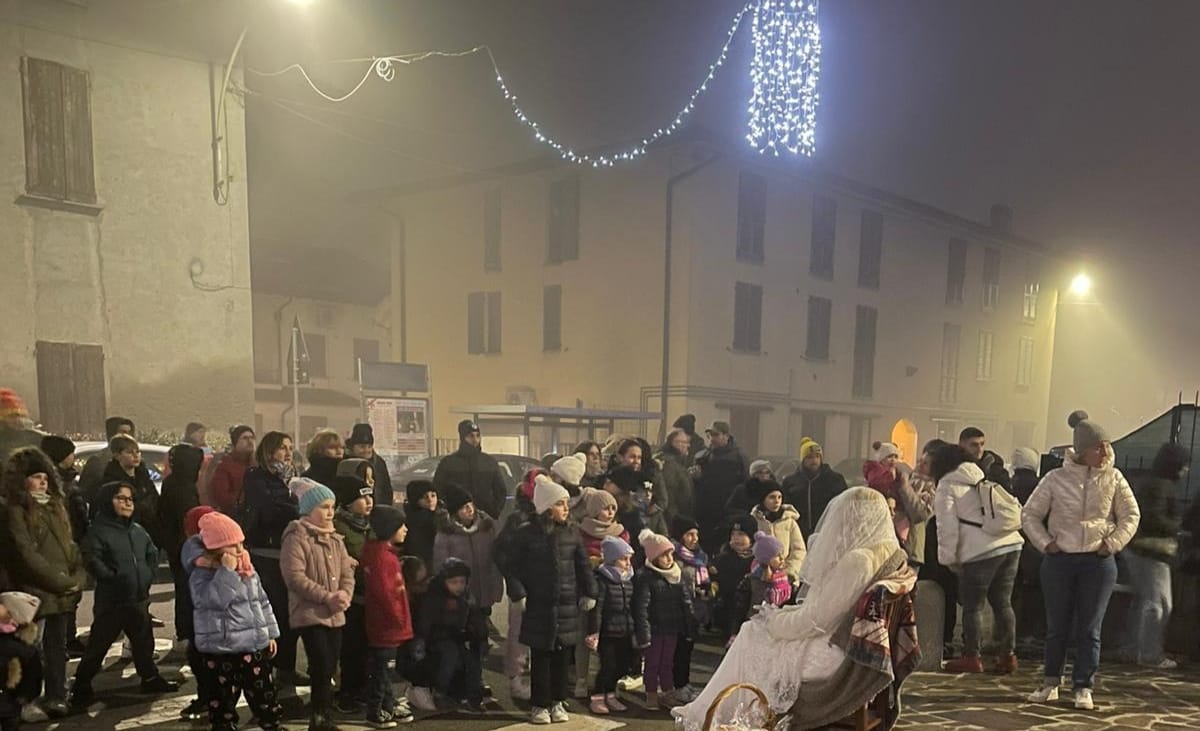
[762, 506, 785, 523]
[269, 460, 297, 483]
[581, 515, 624, 540]
[31, 489, 51, 505]
[599, 564, 633, 583]
[302, 516, 337, 534]
[674, 542, 710, 586]
[751, 560, 791, 607]
[647, 559, 682, 585]
[731, 544, 754, 560]
[337, 509, 370, 532]
[195, 551, 256, 578]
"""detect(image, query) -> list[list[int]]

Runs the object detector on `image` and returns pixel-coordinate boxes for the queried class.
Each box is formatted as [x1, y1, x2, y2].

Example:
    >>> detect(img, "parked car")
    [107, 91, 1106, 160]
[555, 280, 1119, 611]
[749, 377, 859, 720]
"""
[391, 453, 543, 504]
[72, 441, 171, 493]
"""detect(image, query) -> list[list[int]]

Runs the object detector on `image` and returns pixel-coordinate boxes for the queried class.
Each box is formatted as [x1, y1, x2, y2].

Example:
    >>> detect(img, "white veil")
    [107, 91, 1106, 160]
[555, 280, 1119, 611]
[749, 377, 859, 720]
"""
[797, 486, 899, 594]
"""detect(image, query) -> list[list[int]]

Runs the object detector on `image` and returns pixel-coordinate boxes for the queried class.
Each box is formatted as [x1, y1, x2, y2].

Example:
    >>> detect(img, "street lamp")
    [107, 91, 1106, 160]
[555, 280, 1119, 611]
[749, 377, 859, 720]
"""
[1069, 273, 1093, 298]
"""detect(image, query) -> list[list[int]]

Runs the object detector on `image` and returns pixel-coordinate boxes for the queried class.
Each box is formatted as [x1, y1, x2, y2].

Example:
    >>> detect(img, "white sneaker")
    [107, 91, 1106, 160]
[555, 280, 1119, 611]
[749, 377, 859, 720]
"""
[1074, 688, 1094, 710]
[529, 707, 552, 725]
[406, 686, 437, 712]
[549, 703, 569, 723]
[1142, 657, 1178, 670]
[1027, 685, 1059, 703]
[510, 675, 532, 701]
[618, 675, 644, 692]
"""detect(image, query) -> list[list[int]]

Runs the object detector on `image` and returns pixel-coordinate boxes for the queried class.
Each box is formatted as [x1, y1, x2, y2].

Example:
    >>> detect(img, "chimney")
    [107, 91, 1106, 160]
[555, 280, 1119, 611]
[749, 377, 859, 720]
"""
[990, 204, 1013, 234]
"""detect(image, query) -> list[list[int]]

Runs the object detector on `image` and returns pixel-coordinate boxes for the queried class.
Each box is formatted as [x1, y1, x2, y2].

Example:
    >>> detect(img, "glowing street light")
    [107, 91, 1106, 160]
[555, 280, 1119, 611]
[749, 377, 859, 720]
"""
[1069, 273, 1093, 298]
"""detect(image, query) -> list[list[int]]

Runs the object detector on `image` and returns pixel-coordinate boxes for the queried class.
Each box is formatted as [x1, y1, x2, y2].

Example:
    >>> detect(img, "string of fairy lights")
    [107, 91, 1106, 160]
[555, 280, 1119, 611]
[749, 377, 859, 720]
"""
[249, 0, 821, 165]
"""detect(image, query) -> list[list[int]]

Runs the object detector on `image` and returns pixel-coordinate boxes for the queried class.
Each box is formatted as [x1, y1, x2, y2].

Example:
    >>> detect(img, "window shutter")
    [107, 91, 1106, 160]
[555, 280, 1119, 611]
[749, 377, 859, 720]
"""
[484, 188, 501, 271]
[548, 177, 580, 263]
[35, 341, 74, 433]
[486, 292, 502, 353]
[810, 194, 837, 279]
[748, 284, 762, 352]
[21, 57, 67, 199]
[467, 292, 485, 354]
[62, 65, 95, 204]
[806, 296, 831, 360]
[852, 306, 877, 398]
[72, 344, 106, 433]
[858, 210, 882, 289]
[736, 171, 766, 262]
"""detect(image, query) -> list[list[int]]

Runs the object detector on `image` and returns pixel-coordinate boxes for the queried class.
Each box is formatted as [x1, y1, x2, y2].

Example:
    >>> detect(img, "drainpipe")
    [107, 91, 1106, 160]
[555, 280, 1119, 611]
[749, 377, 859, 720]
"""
[274, 296, 294, 429]
[659, 152, 720, 443]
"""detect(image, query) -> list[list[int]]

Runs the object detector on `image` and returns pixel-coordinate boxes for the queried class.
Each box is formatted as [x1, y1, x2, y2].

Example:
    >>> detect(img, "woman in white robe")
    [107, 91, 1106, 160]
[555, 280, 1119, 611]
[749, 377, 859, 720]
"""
[673, 487, 903, 730]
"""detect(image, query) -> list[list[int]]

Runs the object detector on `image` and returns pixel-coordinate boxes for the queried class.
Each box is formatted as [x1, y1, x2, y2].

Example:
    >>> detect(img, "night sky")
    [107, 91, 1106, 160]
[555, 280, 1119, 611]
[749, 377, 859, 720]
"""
[245, 0, 1200, 441]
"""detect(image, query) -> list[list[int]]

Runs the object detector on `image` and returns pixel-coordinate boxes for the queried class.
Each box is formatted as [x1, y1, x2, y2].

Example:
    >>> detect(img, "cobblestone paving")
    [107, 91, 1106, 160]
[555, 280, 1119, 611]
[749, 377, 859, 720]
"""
[898, 661, 1200, 730]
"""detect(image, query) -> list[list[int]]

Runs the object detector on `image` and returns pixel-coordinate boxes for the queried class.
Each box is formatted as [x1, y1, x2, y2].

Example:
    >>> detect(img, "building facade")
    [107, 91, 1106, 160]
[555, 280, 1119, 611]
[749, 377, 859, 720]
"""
[379, 139, 1060, 464]
[0, 1, 254, 437]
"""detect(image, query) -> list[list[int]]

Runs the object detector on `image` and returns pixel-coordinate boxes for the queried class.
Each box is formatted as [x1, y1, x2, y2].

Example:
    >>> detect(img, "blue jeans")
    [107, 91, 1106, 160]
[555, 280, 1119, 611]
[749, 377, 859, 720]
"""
[1040, 552, 1117, 689]
[365, 646, 398, 716]
[958, 550, 1020, 656]
[1122, 551, 1173, 663]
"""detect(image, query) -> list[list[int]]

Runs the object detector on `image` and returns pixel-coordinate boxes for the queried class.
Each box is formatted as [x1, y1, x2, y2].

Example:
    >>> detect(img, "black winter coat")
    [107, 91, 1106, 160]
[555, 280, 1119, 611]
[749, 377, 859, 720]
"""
[695, 441, 748, 532]
[1129, 474, 1183, 562]
[0, 631, 42, 718]
[369, 453, 394, 506]
[100, 460, 163, 548]
[433, 444, 508, 520]
[404, 505, 443, 568]
[782, 464, 850, 538]
[301, 455, 340, 488]
[710, 547, 753, 640]
[632, 566, 692, 647]
[83, 483, 159, 611]
[502, 520, 598, 651]
[241, 467, 297, 551]
[159, 447, 204, 575]
[588, 569, 635, 639]
[416, 579, 488, 648]
[1011, 468, 1040, 506]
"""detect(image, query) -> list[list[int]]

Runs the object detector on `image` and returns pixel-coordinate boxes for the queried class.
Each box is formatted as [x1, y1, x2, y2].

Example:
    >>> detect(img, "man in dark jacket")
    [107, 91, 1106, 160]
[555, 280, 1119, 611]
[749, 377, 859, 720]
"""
[958, 426, 1012, 490]
[433, 421, 507, 520]
[79, 416, 135, 506]
[346, 423, 394, 506]
[656, 429, 695, 521]
[694, 421, 748, 553]
[781, 439, 849, 538]
[671, 414, 706, 466]
[70, 481, 177, 707]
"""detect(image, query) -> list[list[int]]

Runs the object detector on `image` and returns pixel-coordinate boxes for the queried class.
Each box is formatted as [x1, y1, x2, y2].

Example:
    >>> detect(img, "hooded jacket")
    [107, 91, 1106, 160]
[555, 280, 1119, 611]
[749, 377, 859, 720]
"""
[183, 535, 279, 654]
[100, 458, 162, 548]
[432, 442, 507, 519]
[280, 518, 356, 629]
[1127, 443, 1188, 562]
[1021, 446, 1140, 555]
[750, 504, 808, 582]
[362, 538, 413, 648]
[781, 463, 850, 538]
[416, 559, 488, 647]
[933, 462, 1024, 568]
[2, 448, 85, 616]
[431, 510, 503, 609]
[83, 481, 159, 611]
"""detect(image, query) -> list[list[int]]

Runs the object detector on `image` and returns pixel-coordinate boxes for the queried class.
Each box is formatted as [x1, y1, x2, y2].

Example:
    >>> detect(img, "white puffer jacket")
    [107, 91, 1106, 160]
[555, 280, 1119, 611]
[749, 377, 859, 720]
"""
[751, 504, 808, 582]
[1020, 446, 1140, 555]
[933, 463, 1024, 568]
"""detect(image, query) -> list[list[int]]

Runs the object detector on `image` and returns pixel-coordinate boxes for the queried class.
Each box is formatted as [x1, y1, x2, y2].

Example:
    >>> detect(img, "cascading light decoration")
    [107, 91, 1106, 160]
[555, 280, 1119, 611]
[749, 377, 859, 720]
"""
[746, 0, 821, 156]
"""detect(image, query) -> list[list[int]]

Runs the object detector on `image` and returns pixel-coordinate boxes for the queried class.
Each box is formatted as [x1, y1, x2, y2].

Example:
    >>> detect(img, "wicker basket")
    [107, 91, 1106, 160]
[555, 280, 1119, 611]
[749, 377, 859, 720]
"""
[703, 682, 779, 731]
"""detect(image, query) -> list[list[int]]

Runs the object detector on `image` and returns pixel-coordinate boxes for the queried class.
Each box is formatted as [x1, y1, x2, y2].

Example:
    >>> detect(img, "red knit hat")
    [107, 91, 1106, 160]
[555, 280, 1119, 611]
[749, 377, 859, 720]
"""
[184, 505, 216, 538]
[198, 511, 244, 549]
[0, 388, 29, 421]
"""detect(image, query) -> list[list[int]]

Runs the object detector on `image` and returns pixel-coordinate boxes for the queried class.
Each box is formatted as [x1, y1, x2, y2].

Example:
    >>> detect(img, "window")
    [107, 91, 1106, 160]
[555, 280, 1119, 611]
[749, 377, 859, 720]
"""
[946, 238, 967, 305]
[35, 341, 105, 433]
[940, 323, 961, 404]
[484, 188, 501, 271]
[287, 332, 326, 382]
[353, 338, 380, 379]
[736, 171, 767, 262]
[543, 285, 562, 352]
[851, 305, 877, 399]
[810, 194, 836, 280]
[858, 210, 883, 289]
[800, 411, 827, 447]
[805, 296, 832, 360]
[733, 282, 763, 353]
[848, 415, 873, 458]
[21, 57, 95, 204]
[933, 420, 958, 442]
[468, 291, 502, 354]
[728, 406, 761, 458]
[547, 176, 580, 263]
[1016, 336, 1035, 388]
[976, 330, 994, 381]
[982, 247, 1001, 311]
[1023, 257, 1040, 322]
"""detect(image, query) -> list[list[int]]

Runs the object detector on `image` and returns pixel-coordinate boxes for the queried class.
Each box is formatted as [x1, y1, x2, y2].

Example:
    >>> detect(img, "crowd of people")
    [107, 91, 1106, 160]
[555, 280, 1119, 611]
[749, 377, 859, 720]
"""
[0, 384, 1194, 730]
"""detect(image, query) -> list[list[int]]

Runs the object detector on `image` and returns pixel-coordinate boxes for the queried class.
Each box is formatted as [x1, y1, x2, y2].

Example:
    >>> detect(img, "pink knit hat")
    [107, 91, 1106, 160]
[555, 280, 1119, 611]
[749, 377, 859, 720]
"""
[640, 530, 675, 563]
[198, 512, 245, 550]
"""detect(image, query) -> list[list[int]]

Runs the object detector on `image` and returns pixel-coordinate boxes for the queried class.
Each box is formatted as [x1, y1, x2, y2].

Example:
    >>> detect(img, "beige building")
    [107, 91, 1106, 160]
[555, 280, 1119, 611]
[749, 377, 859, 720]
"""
[374, 135, 1062, 464]
[0, 2, 253, 437]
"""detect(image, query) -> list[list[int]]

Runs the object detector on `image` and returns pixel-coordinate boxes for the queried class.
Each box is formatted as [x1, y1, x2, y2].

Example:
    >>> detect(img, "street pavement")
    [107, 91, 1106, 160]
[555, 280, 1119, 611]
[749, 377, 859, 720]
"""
[26, 580, 1200, 730]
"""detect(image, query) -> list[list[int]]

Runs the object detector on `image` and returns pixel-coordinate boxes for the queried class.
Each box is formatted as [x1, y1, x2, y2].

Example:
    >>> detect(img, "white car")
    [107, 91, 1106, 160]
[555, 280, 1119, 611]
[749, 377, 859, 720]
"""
[72, 441, 171, 493]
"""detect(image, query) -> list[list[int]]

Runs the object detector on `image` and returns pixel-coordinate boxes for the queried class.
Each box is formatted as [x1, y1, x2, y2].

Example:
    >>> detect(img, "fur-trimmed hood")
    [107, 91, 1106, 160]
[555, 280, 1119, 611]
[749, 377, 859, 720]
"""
[1, 446, 64, 508]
